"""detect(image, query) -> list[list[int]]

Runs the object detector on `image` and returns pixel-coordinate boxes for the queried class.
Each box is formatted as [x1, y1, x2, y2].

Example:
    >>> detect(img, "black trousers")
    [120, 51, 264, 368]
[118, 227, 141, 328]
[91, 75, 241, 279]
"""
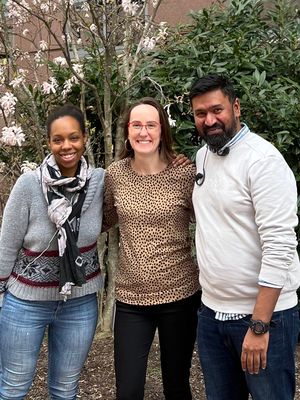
[114, 291, 201, 400]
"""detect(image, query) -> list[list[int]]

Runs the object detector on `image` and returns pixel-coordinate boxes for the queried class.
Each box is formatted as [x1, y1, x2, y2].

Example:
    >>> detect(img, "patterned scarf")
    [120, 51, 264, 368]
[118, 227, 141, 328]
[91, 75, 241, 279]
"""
[37, 154, 92, 300]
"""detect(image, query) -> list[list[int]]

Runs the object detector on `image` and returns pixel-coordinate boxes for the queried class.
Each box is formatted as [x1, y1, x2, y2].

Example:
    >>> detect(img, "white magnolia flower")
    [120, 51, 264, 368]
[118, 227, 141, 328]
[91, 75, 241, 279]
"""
[39, 40, 48, 51]
[22, 28, 29, 36]
[157, 22, 168, 41]
[53, 56, 68, 67]
[1, 124, 25, 146]
[62, 79, 73, 98]
[0, 65, 6, 85]
[0, 162, 6, 173]
[143, 37, 156, 51]
[21, 0, 32, 9]
[81, 3, 89, 12]
[40, 2, 50, 12]
[10, 75, 25, 89]
[73, 63, 84, 79]
[0, 92, 18, 117]
[62, 33, 71, 44]
[152, 0, 159, 7]
[90, 24, 97, 33]
[20, 52, 30, 61]
[6, 0, 29, 23]
[41, 77, 58, 95]
[77, 38, 82, 45]
[122, 0, 139, 16]
[21, 160, 38, 173]
[33, 0, 52, 11]
[34, 50, 44, 65]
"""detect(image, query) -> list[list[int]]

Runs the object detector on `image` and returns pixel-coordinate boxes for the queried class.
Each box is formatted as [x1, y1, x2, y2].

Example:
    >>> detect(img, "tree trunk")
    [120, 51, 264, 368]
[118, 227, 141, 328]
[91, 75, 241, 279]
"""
[97, 226, 119, 338]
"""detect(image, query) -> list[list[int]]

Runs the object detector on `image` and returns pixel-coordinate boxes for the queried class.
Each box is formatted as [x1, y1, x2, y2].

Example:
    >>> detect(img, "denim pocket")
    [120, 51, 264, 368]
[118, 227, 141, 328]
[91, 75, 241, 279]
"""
[197, 304, 216, 321]
[238, 314, 251, 328]
[197, 303, 207, 316]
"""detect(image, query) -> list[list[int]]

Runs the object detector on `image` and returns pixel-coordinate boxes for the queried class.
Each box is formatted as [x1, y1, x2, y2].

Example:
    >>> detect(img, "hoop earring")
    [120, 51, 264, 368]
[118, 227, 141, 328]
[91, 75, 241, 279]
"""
[125, 139, 132, 152]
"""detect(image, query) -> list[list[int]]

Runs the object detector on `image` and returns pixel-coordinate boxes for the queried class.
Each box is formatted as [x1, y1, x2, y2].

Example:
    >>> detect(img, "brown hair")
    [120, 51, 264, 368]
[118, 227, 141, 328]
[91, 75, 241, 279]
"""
[119, 97, 174, 163]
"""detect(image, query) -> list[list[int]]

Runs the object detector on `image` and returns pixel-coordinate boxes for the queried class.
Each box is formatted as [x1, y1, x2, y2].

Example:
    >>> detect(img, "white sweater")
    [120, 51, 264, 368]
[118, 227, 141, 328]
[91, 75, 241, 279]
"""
[192, 128, 300, 314]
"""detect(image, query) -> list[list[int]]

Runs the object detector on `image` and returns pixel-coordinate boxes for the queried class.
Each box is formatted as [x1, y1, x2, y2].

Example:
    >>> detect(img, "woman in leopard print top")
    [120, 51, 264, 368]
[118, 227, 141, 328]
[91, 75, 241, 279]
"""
[103, 97, 200, 400]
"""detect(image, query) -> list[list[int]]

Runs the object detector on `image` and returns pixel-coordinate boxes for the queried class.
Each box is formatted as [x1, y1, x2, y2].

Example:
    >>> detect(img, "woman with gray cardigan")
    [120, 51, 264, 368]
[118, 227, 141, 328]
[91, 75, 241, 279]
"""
[0, 105, 105, 399]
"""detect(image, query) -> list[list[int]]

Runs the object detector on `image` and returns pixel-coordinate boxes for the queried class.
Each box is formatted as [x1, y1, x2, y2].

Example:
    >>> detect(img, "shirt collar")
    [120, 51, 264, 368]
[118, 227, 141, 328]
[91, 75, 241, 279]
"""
[217, 123, 250, 155]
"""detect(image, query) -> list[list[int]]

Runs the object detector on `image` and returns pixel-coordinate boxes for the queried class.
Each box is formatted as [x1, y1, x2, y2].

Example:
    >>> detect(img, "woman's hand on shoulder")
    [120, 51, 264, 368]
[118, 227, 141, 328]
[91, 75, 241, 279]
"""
[172, 153, 192, 167]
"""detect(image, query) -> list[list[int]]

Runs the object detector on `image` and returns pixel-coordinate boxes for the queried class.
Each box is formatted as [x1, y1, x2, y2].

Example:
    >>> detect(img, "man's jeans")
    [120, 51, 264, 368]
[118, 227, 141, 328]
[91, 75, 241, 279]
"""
[197, 304, 299, 400]
[0, 292, 98, 400]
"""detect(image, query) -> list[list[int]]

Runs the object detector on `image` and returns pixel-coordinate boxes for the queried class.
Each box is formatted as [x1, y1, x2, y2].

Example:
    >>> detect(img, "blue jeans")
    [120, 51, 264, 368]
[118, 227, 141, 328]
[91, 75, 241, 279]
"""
[0, 292, 98, 400]
[197, 304, 299, 400]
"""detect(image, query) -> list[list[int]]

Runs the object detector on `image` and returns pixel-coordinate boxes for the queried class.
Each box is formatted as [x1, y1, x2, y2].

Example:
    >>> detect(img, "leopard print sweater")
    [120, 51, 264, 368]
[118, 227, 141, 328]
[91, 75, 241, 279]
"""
[103, 158, 199, 305]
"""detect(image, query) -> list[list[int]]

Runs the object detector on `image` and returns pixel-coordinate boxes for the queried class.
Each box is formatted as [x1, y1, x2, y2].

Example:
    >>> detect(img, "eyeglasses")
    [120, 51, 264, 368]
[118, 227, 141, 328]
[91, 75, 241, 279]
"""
[128, 121, 160, 132]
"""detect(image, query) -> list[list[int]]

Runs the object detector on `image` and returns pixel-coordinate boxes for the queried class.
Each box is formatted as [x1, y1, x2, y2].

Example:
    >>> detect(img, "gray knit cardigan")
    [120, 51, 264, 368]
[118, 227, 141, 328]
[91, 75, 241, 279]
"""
[0, 167, 105, 306]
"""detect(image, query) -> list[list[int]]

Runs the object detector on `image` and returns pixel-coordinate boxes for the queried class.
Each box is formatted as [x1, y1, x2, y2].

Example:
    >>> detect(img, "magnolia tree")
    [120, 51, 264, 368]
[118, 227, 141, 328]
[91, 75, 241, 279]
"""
[0, 0, 172, 335]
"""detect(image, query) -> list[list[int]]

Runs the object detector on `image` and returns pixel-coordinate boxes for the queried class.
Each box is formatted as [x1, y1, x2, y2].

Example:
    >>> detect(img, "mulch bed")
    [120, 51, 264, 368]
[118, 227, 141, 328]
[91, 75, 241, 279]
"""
[27, 336, 300, 399]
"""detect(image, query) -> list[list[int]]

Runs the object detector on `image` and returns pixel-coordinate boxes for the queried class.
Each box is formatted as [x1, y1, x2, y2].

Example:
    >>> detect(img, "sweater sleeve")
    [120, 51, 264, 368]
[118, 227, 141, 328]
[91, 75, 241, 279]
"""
[0, 174, 31, 304]
[248, 155, 299, 287]
[102, 168, 118, 232]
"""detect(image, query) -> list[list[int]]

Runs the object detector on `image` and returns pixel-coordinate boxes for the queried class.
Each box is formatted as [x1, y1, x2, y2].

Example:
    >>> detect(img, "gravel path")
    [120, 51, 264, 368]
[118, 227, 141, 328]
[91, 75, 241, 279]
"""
[27, 336, 300, 399]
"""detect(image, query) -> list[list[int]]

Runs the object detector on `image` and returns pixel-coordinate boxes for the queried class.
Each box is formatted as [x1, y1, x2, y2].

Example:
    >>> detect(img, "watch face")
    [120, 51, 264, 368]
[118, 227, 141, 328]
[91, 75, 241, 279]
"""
[250, 319, 269, 334]
[253, 321, 264, 334]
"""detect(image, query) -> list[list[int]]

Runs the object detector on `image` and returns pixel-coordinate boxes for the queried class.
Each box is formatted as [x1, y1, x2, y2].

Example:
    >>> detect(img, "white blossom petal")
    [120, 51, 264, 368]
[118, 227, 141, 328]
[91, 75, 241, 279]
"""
[53, 56, 68, 67]
[21, 160, 38, 173]
[122, 0, 139, 16]
[41, 77, 58, 95]
[39, 40, 48, 51]
[0, 92, 18, 117]
[90, 23, 97, 33]
[143, 37, 156, 51]
[1, 124, 25, 147]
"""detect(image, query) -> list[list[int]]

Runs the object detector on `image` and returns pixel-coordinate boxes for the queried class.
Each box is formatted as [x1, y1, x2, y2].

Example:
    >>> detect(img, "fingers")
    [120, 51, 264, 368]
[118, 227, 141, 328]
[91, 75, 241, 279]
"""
[241, 350, 266, 374]
[260, 348, 267, 370]
[172, 154, 191, 167]
[241, 348, 247, 372]
[241, 329, 269, 375]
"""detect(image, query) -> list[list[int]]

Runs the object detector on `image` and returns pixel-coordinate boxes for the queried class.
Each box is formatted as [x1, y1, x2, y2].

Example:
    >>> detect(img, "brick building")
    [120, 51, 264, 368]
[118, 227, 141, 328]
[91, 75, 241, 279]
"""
[153, 0, 214, 24]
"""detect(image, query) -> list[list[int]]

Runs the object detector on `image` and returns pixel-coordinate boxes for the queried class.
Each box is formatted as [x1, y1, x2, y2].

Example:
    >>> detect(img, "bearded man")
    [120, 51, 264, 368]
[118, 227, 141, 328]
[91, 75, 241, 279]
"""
[190, 74, 300, 400]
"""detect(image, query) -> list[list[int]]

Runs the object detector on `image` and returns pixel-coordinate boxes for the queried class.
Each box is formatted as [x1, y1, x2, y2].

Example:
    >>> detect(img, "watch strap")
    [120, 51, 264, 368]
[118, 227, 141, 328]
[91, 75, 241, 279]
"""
[249, 318, 270, 334]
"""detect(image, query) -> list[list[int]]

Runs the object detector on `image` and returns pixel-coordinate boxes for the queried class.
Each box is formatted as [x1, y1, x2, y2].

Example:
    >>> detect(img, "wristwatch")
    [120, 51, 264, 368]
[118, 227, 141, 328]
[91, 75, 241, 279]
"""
[249, 319, 270, 335]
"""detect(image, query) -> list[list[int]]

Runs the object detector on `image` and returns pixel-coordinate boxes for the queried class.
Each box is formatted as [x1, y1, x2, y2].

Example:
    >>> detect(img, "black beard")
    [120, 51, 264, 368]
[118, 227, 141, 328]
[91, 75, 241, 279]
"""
[201, 119, 238, 152]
